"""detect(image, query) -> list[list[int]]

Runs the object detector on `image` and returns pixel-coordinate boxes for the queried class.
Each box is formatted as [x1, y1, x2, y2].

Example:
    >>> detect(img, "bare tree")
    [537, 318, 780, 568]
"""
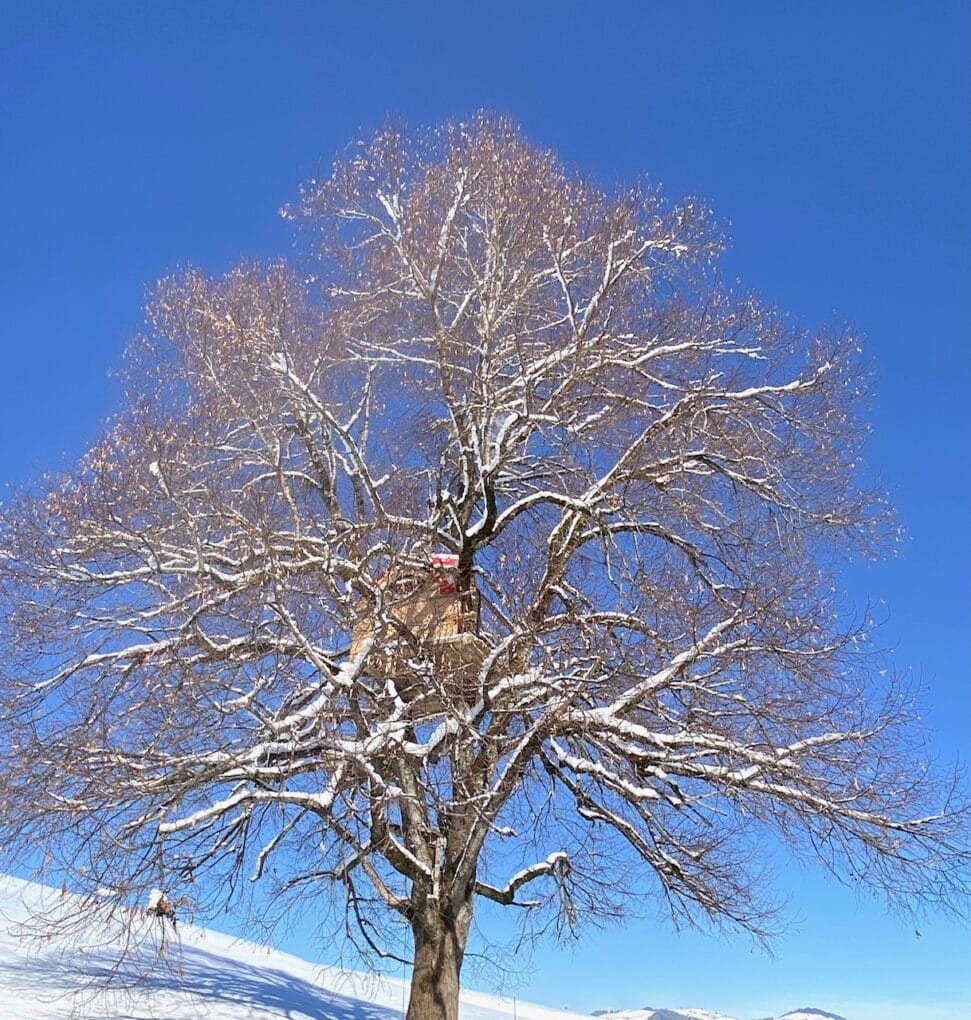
[0, 115, 966, 1020]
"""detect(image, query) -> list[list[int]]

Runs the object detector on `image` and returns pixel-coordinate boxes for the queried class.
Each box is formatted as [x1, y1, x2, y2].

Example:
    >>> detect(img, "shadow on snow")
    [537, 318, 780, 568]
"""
[0, 940, 401, 1019]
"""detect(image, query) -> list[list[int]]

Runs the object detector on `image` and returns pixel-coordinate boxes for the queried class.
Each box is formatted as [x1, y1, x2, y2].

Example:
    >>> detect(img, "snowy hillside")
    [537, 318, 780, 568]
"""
[0, 874, 848, 1020]
[0, 874, 582, 1020]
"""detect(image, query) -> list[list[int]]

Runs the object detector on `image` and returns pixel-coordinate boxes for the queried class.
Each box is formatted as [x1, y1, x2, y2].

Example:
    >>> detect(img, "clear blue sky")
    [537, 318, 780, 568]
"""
[1, 3, 968, 1018]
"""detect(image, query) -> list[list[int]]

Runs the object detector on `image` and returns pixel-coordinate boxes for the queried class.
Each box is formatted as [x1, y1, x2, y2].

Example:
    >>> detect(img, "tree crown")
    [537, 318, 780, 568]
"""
[0, 116, 965, 1009]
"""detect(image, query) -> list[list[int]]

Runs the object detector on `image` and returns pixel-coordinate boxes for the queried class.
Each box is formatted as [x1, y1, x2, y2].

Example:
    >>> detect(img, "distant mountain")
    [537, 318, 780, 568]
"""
[591, 1011, 734, 1020]
[591, 1008, 849, 1020]
[592, 1011, 724, 1020]
[780, 1011, 850, 1020]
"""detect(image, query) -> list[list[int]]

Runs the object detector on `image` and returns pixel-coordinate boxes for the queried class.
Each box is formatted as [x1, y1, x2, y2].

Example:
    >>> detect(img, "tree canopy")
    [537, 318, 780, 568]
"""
[0, 115, 966, 1020]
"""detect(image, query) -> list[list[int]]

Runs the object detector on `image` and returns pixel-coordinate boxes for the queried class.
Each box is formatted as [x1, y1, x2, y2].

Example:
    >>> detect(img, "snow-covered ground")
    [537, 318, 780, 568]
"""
[0, 874, 583, 1020]
[0, 874, 845, 1020]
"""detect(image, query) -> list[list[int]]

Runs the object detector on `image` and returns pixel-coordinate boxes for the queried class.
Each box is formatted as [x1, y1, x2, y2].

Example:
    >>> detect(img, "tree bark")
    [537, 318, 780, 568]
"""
[405, 899, 473, 1020]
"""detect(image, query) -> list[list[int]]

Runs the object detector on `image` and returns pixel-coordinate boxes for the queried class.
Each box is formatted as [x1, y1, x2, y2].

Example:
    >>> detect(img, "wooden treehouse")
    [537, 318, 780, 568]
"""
[350, 554, 488, 705]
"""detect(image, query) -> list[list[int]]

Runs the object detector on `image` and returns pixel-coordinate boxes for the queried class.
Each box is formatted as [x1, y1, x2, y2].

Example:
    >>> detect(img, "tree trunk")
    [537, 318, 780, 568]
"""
[405, 899, 472, 1020]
